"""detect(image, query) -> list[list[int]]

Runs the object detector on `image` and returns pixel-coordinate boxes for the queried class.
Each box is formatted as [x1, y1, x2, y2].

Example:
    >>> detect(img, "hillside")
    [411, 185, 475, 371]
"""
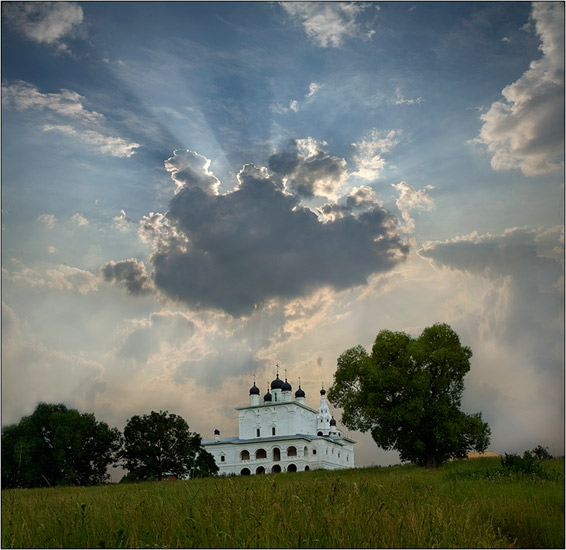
[2, 458, 564, 548]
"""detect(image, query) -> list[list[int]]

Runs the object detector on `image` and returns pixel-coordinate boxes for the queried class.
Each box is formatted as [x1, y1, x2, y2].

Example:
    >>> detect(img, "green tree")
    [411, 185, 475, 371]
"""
[328, 323, 491, 469]
[1, 403, 121, 488]
[121, 410, 216, 481]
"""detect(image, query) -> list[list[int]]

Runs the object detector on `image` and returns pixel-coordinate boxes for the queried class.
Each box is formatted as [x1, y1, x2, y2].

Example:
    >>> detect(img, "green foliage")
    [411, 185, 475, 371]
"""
[2, 458, 563, 548]
[121, 410, 217, 481]
[328, 323, 491, 468]
[500, 447, 554, 478]
[1, 403, 121, 489]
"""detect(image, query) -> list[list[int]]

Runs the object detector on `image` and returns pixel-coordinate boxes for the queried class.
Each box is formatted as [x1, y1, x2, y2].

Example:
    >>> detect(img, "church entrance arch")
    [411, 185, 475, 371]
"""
[304, 465, 310, 471]
[273, 447, 280, 461]
[271, 464, 282, 473]
[255, 466, 265, 475]
[287, 464, 297, 472]
[240, 468, 251, 476]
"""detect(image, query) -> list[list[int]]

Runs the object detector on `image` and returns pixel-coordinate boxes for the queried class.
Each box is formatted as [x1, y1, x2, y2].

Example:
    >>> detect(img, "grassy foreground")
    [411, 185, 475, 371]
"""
[2, 458, 564, 548]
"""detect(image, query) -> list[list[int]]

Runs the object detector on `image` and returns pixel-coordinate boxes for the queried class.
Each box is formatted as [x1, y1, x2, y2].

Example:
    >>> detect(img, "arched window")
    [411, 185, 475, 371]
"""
[255, 448, 267, 459]
[304, 446, 308, 457]
[240, 450, 250, 460]
[271, 464, 281, 473]
[287, 463, 297, 473]
[317, 431, 323, 436]
[287, 446, 297, 457]
[273, 447, 281, 461]
[240, 468, 251, 475]
[255, 466, 265, 475]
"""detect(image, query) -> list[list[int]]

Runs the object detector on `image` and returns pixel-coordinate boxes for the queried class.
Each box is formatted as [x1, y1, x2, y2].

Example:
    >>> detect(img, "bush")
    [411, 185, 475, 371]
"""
[500, 446, 553, 478]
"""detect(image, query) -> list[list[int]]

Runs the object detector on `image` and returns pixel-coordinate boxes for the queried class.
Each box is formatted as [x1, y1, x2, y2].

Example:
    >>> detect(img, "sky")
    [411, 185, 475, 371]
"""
[2, 1, 564, 470]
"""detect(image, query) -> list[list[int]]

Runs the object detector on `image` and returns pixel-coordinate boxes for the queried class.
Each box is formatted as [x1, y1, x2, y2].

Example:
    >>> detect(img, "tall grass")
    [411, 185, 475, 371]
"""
[2, 458, 563, 548]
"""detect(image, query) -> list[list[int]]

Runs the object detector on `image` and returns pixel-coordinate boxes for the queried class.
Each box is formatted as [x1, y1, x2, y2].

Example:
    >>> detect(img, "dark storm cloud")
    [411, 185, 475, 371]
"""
[174, 347, 263, 387]
[150, 162, 409, 316]
[100, 258, 153, 295]
[268, 139, 347, 198]
[420, 227, 564, 356]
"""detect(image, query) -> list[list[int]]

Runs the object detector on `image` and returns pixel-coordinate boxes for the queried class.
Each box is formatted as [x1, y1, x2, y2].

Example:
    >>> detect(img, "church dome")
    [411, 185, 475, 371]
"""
[271, 375, 283, 390]
[330, 417, 336, 426]
[264, 390, 272, 402]
[320, 388, 326, 395]
[295, 385, 305, 398]
[249, 380, 260, 395]
[281, 378, 292, 392]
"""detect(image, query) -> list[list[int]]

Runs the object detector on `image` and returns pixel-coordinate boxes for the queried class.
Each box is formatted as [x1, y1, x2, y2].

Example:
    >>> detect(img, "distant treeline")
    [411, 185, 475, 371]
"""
[1, 403, 217, 489]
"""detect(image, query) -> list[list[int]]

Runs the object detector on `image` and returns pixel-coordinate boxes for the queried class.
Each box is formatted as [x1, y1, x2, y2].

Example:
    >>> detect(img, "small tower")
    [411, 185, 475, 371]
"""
[295, 377, 306, 405]
[271, 364, 283, 403]
[249, 375, 260, 406]
[329, 417, 339, 436]
[281, 369, 292, 402]
[214, 429, 220, 442]
[263, 382, 272, 403]
[317, 385, 332, 436]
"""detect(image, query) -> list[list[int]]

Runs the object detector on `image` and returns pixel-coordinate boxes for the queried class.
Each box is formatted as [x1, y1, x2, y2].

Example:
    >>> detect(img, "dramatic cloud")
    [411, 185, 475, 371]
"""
[2, 81, 102, 122]
[281, 2, 376, 48]
[101, 259, 154, 296]
[3, 81, 140, 157]
[148, 155, 408, 316]
[43, 125, 140, 158]
[473, 2, 564, 176]
[319, 185, 382, 221]
[2, 338, 107, 425]
[420, 226, 563, 349]
[269, 138, 348, 199]
[164, 149, 221, 194]
[117, 311, 196, 365]
[4, 260, 99, 295]
[45, 265, 99, 295]
[2, 2, 83, 52]
[392, 181, 435, 234]
[351, 129, 401, 180]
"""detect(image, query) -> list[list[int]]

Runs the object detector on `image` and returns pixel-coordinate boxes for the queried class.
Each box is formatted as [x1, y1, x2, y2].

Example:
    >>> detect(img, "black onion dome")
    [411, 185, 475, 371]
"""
[281, 378, 292, 392]
[249, 383, 260, 395]
[295, 385, 305, 398]
[320, 388, 326, 395]
[264, 390, 272, 402]
[271, 375, 283, 390]
[330, 417, 336, 426]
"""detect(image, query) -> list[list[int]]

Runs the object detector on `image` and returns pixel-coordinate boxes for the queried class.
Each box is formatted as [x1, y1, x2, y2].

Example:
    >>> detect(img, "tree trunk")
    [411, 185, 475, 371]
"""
[425, 454, 438, 469]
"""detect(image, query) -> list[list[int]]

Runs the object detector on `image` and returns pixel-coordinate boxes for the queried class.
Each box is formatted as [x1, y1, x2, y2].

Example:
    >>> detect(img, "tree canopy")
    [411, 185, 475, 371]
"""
[1, 403, 121, 488]
[121, 410, 218, 481]
[327, 323, 491, 468]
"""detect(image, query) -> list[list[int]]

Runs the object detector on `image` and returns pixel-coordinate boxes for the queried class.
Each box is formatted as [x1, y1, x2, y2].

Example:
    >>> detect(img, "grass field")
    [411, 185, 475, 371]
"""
[2, 458, 564, 548]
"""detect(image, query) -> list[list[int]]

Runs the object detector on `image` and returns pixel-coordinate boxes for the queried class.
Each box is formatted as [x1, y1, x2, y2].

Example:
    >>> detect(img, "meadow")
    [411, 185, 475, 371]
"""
[2, 458, 563, 548]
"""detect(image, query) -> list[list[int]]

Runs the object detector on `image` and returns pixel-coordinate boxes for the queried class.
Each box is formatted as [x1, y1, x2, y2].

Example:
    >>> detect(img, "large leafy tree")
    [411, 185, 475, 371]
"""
[121, 410, 217, 481]
[328, 323, 491, 468]
[1, 403, 121, 488]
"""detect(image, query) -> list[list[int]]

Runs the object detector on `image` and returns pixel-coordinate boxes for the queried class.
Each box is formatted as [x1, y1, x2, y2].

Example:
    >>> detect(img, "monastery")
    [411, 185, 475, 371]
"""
[202, 368, 356, 475]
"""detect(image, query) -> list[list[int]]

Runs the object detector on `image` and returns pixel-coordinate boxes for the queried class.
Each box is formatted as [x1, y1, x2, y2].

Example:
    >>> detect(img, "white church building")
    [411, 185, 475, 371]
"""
[202, 368, 356, 475]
